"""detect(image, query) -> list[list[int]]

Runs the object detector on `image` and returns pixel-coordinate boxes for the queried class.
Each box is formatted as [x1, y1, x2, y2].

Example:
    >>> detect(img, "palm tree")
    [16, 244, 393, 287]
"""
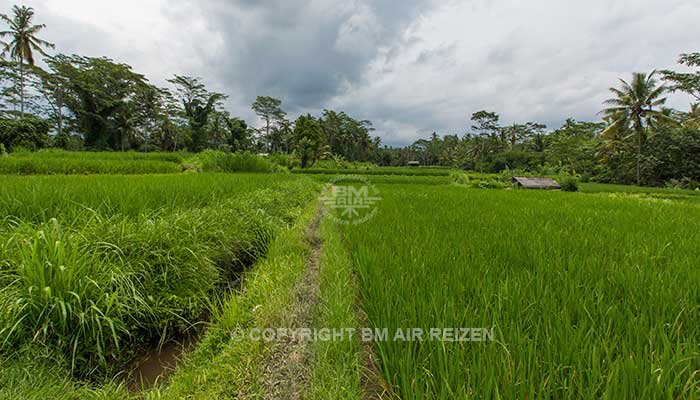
[0, 5, 54, 117]
[686, 103, 700, 128]
[600, 71, 674, 185]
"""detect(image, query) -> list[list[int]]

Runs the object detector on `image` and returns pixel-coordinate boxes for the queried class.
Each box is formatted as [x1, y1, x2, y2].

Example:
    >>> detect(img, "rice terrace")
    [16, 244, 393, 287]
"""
[1, 1, 700, 399]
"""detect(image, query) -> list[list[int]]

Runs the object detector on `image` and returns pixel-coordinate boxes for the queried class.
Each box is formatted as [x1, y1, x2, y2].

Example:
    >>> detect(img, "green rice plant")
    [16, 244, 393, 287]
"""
[0, 157, 183, 175]
[0, 150, 186, 175]
[340, 184, 700, 399]
[306, 174, 450, 186]
[0, 173, 307, 224]
[10, 149, 188, 163]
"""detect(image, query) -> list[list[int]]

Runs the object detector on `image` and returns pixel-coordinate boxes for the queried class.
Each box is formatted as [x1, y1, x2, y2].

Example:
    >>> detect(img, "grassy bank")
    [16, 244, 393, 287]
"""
[309, 216, 363, 399]
[145, 202, 320, 398]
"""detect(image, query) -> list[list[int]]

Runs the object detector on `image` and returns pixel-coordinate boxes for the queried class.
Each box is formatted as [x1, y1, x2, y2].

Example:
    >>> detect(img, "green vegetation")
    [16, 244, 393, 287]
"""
[3, 159, 700, 398]
[0, 173, 318, 386]
[0, 149, 293, 175]
[309, 217, 363, 399]
[294, 166, 451, 177]
[189, 150, 282, 173]
[0, 150, 184, 174]
[338, 184, 700, 398]
[143, 202, 318, 399]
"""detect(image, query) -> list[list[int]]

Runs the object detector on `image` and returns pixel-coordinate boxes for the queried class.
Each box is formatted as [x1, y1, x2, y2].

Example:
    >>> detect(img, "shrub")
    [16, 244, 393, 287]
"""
[0, 117, 51, 152]
[268, 153, 300, 170]
[192, 150, 280, 173]
[560, 175, 580, 192]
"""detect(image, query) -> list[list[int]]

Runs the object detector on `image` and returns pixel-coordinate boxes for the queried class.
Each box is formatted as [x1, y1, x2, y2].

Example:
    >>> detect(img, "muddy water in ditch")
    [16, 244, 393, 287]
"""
[128, 335, 198, 391]
[127, 263, 247, 390]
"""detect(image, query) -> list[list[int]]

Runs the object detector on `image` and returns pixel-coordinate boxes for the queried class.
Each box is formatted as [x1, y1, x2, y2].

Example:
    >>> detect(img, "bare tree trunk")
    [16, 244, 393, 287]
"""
[265, 117, 270, 152]
[19, 61, 24, 118]
[636, 128, 641, 186]
[56, 87, 63, 138]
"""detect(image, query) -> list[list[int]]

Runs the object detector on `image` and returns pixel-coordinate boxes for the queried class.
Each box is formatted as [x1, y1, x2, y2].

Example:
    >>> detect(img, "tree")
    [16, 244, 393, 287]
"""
[600, 71, 675, 185]
[0, 5, 54, 116]
[321, 109, 344, 154]
[225, 117, 252, 151]
[251, 96, 286, 151]
[470, 110, 500, 139]
[662, 53, 700, 102]
[319, 110, 376, 162]
[28, 65, 67, 137]
[292, 114, 325, 168]
[46, 55, 161, 150]
[547, 119, 603, 174]
[168, 75, 226, 152]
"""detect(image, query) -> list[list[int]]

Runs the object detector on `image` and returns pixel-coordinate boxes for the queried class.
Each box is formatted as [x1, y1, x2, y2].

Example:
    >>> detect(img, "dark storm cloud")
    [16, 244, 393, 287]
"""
[191, 0, 433, 112]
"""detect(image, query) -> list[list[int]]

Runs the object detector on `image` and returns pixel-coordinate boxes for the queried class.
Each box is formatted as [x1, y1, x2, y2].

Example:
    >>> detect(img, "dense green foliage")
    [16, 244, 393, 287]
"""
[0, 115, 50, 150]
[189, 150, 281, 173]
[341, 184, 700, 398]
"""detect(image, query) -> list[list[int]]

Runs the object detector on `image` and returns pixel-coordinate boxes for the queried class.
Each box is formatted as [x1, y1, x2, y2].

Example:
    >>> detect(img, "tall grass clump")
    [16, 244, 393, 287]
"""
[0, 220, 147, 375]
[559, 175, 580, 192]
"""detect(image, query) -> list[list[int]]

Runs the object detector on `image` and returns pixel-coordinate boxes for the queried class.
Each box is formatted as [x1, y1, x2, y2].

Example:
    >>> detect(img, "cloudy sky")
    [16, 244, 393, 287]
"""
[3, 0, 698, 145]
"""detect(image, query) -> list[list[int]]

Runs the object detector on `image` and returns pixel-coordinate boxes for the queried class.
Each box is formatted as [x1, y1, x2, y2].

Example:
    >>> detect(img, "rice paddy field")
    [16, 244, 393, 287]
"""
[341, 184, 700, 398]
[0, 150, 187, 175]
[2, 153, 700, 399]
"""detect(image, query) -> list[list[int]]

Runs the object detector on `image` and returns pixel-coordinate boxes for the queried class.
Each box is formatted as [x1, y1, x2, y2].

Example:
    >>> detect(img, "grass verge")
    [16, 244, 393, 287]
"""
[308, 216, 363, 399]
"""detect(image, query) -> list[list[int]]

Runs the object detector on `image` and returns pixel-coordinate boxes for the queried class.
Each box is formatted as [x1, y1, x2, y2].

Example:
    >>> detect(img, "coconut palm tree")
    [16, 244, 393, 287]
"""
[600, 71, 675, 185]
[0, 5, 54, 116]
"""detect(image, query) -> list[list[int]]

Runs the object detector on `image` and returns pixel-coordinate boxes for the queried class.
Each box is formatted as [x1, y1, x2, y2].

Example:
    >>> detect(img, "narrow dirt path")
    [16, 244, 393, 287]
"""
[261, 205, 324, 400]
[260, 204, 388, 399]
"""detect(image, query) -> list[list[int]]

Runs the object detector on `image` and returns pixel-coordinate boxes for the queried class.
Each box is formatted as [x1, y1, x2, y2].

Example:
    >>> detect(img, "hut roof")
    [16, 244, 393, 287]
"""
[512, 176, 561, 190]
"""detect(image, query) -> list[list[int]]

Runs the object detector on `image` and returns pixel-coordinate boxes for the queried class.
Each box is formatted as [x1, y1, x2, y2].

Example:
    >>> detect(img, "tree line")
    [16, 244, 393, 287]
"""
[0, 5, 379, 168]
[375, 65, 700, 187]
[1, 4, 699, 186]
